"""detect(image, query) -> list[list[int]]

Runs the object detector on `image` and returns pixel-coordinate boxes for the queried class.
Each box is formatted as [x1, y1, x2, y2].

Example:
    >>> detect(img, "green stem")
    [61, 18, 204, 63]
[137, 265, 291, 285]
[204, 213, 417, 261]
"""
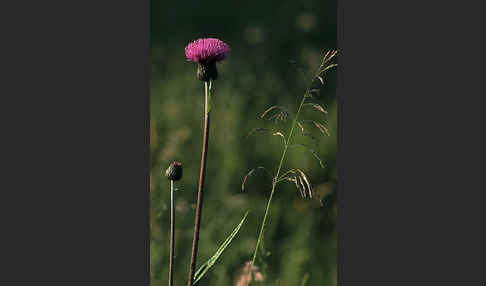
[249, 90, 308, 277]
[247, 51, 336, 285]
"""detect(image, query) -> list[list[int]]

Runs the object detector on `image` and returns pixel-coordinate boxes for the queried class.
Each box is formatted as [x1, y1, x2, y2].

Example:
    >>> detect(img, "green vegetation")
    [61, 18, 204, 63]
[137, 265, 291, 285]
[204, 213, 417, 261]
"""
[151, 1, 337, 285]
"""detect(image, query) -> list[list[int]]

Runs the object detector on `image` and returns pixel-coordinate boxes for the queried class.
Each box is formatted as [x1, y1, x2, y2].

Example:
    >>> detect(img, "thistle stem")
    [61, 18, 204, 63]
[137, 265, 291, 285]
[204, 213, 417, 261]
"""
[248, 90, 308, 284]
[169, 180, 175, 286]
[187, 80, 211, 286]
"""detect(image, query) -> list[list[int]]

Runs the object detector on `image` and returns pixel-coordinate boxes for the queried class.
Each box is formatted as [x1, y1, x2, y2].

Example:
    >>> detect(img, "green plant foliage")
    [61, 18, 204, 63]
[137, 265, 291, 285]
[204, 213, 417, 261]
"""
[194, 211, 249, 284]
[151, 0, 337, 285]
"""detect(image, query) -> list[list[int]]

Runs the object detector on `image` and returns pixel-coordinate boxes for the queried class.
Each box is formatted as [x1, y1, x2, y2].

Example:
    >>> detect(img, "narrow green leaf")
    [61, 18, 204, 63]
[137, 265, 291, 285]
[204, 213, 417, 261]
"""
[193, 211, 249, 284]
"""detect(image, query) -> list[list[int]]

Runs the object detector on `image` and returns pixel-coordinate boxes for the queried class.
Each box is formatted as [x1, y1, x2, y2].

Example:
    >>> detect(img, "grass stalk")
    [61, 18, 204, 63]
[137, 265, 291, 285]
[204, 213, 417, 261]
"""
[250, 91, 307, 268]
[247, 52, 337, 283]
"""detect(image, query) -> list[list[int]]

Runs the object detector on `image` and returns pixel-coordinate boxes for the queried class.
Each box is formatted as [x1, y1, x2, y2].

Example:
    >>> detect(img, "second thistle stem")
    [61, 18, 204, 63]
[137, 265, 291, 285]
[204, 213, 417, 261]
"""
[187, 80, 211, 286]
[169, 180, 175, 286]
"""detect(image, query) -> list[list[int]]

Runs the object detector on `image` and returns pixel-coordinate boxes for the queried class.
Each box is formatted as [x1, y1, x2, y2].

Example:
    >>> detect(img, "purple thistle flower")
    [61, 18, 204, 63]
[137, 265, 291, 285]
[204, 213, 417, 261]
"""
[185, 38, 230, 82]
[185, 38, 230, 63]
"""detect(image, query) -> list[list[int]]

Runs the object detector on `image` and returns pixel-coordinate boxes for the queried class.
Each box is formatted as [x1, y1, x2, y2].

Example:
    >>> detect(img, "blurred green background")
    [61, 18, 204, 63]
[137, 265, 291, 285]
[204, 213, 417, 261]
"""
[151, 0, 337, 285]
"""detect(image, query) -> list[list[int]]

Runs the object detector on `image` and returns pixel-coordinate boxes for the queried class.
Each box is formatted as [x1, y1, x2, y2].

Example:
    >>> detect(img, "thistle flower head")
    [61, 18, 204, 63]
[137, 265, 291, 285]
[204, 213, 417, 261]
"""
[185, 38, 229, 63]
[165, 161, 183, 181]
[185, 38, 229, 82]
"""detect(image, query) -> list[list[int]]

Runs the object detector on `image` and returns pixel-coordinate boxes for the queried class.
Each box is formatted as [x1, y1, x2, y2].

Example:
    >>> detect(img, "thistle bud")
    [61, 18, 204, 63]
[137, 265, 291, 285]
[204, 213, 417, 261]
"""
[165, 161, 183, 181]
[197, 61, 218, 82]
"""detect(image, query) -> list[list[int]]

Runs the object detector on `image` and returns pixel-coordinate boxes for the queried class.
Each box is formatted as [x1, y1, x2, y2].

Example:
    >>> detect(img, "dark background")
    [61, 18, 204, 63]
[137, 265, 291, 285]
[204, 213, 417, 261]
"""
[151, 0, 337, 285]
[2, 1, 478, 286]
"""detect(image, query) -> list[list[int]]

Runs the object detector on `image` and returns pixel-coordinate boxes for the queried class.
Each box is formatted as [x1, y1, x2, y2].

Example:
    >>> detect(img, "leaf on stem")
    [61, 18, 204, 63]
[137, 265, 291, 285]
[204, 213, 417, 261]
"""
[193, 211, 249, 285]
